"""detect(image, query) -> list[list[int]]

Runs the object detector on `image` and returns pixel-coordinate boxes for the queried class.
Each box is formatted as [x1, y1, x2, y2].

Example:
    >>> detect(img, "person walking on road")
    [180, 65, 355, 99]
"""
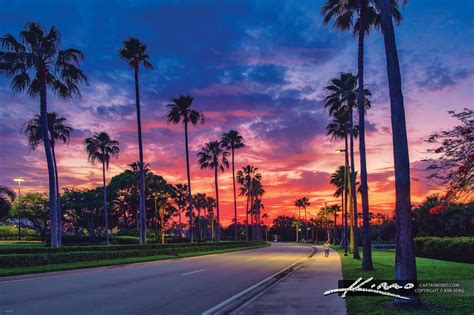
[324, 240, 330, 257]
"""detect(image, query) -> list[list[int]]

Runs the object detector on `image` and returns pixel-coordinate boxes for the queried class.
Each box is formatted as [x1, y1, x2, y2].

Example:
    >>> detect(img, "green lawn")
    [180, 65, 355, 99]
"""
[0, 243, 270, 277]
[335, 248, 474, 315]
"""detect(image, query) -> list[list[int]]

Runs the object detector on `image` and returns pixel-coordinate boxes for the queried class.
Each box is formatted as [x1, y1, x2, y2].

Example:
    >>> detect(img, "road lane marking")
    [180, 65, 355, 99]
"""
[181, 269, 206, 276]
[246, 257, 257, 261]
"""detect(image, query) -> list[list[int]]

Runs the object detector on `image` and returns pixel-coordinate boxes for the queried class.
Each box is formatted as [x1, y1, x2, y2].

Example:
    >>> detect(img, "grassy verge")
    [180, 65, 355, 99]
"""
[0, 242, 270, 277]
[334, 247, 474, 315]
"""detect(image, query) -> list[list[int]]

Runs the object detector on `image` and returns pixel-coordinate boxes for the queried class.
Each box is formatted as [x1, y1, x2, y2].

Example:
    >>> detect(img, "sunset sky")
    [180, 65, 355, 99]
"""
[0, 0, 473, 225]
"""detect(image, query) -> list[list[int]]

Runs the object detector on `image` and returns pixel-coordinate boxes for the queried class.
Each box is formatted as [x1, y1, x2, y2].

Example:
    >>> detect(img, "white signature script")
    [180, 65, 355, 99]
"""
[323, 277, 415, 300]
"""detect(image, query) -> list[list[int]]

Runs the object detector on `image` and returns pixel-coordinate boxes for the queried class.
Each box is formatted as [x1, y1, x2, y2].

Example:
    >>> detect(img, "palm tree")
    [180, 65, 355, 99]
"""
[0, 23, 87, 248]
[119, 37, 152, 245]
[324, 72, 369, 259]
[0, 186, 16, 220]
[250, 179, 265, 240]
[376, 0, 419, 304]
[294, 199, 302, 242]
[193, 193, 208, 241]
[173, 183, 188, 239]
[221, 130, 245, 241]
[85, 132, 119, 245]
[237, 165, 262, 241]
[300, 197, 311, 240]
[205, 196, 216, 240]
[167, 95, 204, 243]
[197, 141, 229, 241]
[22, 112, 73, 245]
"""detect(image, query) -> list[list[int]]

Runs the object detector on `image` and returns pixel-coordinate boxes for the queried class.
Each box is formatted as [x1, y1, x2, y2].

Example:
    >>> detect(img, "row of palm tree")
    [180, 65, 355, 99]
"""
[322, 0, 419, 305]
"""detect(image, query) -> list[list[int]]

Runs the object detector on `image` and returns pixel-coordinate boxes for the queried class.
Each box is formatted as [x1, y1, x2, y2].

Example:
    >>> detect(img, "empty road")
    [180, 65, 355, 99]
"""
[0, 243, 312, 315]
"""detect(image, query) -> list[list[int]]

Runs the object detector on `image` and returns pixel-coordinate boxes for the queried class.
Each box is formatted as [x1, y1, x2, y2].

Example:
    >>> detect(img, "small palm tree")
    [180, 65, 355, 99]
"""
[221, 130, 245, 241]
[22, 112, 73, 245]
[119, 37, 152, 245]
[237, 165, 262, 241]
[325, 72, 370, 259]
[193, 193, 207, 241]
[0, 23, 87, 247]
[167, 95, 204, 242]
[197, 141, 229, 241]
[85, 132, 120, 245]
[205, 196, 216, 241]
[262, 213, 269, 241]
[173, 183, 188, 239]
[300, 197, 311, 240]
[0, 186, 16, 220]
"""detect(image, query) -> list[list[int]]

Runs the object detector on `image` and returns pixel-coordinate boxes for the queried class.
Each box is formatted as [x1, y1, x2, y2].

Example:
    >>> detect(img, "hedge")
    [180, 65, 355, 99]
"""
[413, 237, 474, 263]
[0, 242, 265, 268]
[0, 241, 256, 255]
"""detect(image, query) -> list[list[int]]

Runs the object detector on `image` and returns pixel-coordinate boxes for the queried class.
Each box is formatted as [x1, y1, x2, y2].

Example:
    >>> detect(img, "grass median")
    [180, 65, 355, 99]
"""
[334, 247, 474, 315]
[0, 241, 270, 277]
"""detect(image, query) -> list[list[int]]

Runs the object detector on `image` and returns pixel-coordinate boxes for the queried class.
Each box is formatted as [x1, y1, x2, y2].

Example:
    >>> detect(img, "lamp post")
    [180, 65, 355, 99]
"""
[336, 149, 349, 256]
[13, 178, 26, 240]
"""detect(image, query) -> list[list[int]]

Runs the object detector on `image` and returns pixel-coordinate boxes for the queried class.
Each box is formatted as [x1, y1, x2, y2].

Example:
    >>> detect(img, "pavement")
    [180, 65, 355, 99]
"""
[0, 243, 310, 315]
[235, 246, 347, 315]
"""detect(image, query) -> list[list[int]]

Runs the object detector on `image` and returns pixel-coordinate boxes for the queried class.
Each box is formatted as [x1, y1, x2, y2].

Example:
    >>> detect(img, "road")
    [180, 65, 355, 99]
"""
[0, 243, 312, 315]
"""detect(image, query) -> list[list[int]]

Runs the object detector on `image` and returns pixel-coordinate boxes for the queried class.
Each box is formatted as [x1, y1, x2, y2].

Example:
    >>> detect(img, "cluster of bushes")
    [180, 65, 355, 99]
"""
[413, 237, 473, 263]
[0, 241, 266, 268]
[0, 225, 38, 240]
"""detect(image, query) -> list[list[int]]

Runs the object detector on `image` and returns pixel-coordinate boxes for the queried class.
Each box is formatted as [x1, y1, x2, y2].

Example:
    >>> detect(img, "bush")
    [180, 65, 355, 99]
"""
[0, 241, 263, 255]
[0, 242, 266, 268]
[0, 225, 38, 240]
[413, 237, 474, 263]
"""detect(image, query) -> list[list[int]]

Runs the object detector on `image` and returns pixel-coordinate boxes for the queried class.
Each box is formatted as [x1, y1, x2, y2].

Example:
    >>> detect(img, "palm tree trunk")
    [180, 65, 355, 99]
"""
[134, 66, 147, 245]
[377, 0, 419, 304]
[231, 147, 238, 241]
[184, 121, 194, 243]
[344, 127, 349, 255]
[39, 73, 58, 248]
[178, 207, 182, 238]
[51, 143, 62, 246]
[102, 159, 109, 245]
[214, 166, 221, 241]
[245, 179, 250, 241]
[197, 206, 201, 242]
[358, 1, 374, 270]
[349, 109, 360, 259]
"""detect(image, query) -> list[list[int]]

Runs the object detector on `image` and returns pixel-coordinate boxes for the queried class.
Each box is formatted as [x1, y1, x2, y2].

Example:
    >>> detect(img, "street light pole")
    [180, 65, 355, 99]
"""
[13, 178, 25, 240]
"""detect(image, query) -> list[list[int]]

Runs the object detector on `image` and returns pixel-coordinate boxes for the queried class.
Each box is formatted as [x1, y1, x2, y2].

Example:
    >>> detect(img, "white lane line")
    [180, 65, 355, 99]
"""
[246, 257, 257, 261]
[181, 269, 206, 276]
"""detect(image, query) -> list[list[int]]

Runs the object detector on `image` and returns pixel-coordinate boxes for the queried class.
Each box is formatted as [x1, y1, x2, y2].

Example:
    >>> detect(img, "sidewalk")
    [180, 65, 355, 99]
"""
[236, 246, 347, 315]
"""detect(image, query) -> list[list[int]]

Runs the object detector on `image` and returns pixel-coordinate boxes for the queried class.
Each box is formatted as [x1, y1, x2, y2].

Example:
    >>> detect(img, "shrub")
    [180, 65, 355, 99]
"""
[0, 241, 265, 268]
[413, 237, 474, 263]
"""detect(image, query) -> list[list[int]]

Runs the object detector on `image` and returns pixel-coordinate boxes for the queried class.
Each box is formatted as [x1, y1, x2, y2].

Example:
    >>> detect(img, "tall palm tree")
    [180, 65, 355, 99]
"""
[237, 165, 262, 241]
[376, 0, 419, 304]
[221, 130, 245, 241]
[0, 23, 87, 248]
[294, 199, 302, 242]
[324, 72, 369, 259]
[85, 132, 120, 245]
[0, 186, 16, 220]
[167, 95, 204, 243]
[197, 141, 229, 241]
[22, 112, 73, 245]
[262, 213, 269, 241]
[119, 37, 152, 245]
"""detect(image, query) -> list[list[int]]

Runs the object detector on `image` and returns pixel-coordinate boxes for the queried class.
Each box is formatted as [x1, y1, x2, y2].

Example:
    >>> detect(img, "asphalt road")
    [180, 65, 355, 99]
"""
[0, 243, 312, 315]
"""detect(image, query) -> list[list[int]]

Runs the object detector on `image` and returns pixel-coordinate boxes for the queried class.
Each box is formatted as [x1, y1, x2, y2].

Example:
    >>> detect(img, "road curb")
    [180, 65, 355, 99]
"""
[202, 245, 317, 315]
